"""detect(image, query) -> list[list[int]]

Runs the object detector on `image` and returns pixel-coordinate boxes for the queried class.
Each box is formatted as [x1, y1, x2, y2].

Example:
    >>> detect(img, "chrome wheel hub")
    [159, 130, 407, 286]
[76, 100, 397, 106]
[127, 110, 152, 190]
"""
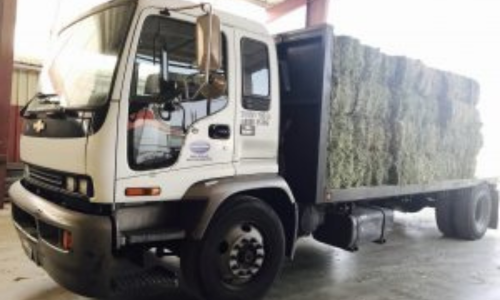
[219, 223, 265, 284]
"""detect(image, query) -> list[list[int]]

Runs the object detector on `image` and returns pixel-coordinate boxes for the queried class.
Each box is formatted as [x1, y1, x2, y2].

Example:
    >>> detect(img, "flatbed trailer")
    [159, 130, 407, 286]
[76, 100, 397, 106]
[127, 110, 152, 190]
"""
[277, 24, 498, 251]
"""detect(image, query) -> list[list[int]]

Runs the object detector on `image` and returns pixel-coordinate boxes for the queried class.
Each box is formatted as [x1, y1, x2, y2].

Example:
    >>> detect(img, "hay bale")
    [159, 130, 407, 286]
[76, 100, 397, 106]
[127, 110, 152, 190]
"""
[327, 35, 482, 189]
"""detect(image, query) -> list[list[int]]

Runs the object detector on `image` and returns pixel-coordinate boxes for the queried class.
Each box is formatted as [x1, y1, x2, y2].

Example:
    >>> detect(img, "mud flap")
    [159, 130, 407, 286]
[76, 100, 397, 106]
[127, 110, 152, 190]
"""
[489, 186, 499, 229]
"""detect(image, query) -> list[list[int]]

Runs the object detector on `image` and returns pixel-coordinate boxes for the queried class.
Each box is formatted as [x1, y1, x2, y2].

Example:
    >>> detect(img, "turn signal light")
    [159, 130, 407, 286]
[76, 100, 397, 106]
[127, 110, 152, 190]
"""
[62, 231, 72, 251]
[125, 187, 161, 197]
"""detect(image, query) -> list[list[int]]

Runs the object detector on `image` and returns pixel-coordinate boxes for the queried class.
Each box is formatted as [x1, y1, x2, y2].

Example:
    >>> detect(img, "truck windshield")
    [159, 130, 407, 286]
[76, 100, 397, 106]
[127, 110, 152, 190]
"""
[30, 4, 135, 111]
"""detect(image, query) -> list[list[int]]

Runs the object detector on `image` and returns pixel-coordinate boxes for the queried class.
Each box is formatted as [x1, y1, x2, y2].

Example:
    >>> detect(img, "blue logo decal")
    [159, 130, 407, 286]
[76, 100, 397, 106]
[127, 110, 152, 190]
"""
[190, 141, 211, 154]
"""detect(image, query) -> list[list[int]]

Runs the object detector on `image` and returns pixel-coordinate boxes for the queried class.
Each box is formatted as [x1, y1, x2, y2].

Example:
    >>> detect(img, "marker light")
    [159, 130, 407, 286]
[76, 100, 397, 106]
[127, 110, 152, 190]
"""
[125, 187, 161, 197]
[62, 230, 72, 251]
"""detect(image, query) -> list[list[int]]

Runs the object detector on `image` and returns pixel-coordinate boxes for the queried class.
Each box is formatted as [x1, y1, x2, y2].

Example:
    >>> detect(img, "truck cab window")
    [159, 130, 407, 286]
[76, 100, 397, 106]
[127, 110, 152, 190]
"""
[241, 38, 270, 111]
[128, 16, 228, 170]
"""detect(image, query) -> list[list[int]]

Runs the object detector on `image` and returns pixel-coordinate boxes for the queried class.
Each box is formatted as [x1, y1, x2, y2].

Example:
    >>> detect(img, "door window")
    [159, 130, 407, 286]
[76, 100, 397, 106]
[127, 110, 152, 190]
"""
[128, 16, 228, 170]
[241, 38, 270, 111]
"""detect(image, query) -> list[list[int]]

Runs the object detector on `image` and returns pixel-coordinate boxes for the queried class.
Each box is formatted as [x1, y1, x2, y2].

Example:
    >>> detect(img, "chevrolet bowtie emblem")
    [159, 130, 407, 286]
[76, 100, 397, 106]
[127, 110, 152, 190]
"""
[33, 120, 46, 133]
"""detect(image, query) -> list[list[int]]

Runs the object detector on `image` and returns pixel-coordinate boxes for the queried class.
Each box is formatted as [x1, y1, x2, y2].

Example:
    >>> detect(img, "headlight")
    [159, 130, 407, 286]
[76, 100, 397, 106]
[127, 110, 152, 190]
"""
[65, 177, 77, 192]
[78, 178, 89, 195]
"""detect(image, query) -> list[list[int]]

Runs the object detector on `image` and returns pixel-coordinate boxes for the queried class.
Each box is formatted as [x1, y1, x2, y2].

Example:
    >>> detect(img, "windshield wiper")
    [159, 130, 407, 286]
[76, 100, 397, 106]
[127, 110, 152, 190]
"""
[39, 97, 60, 105]
[20, 93, 60, 117]
[45, 106, 77, 119]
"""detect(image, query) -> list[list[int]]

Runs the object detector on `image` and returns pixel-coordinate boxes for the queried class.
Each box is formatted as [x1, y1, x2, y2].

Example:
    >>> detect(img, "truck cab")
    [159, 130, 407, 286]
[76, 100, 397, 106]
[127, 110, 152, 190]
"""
[20, 0, 281, 205]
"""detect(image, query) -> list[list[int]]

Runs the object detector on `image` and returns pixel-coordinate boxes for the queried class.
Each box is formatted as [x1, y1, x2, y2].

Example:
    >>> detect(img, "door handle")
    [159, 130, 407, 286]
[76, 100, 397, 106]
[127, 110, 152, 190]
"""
[209, 124, 231, 140]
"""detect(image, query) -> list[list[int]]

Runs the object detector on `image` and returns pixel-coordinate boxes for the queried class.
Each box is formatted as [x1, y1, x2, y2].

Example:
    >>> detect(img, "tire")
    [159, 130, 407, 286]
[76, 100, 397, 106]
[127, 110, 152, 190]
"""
[180, 240, 203, 299]
[435, 192, 456, 237]
[181, 196, 285, 300]
[453, 186, 492, 240]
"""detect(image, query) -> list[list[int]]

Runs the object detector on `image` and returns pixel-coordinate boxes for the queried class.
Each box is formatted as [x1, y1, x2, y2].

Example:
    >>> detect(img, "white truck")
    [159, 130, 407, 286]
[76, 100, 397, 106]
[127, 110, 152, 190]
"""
[9, 0, 498, 299]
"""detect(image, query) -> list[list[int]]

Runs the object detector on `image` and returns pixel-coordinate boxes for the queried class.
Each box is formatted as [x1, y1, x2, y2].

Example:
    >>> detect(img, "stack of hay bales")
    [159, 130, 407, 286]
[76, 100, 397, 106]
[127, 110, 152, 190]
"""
[327, 36, 482, 189]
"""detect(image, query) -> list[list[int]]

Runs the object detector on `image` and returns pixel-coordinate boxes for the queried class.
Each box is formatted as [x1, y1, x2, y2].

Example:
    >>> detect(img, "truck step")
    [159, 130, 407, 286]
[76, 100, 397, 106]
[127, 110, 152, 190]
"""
[123, 228, 186, 245]
[112, 267, 178, 293]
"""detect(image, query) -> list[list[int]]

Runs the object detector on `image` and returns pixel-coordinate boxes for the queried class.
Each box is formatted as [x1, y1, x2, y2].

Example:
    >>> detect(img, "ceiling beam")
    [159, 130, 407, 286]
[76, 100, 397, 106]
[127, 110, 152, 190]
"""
[267, 0, 330, 27]
[267, 0, 306, 23]
[306, 0, 330, 27]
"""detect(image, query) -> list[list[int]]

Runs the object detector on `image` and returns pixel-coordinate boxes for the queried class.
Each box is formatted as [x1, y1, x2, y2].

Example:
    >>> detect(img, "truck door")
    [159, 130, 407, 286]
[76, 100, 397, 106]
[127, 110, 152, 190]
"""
[115, 9, 237, 202]
[234, 31, 280, 175]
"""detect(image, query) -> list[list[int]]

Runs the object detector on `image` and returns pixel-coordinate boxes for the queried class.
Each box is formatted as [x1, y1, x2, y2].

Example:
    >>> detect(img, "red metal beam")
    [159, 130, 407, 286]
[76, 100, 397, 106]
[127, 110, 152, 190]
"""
[267, 0, 330, 27]
[306, 0, 330, 27]
[267, 0, 306, 23]
[0, 0, 17, 207]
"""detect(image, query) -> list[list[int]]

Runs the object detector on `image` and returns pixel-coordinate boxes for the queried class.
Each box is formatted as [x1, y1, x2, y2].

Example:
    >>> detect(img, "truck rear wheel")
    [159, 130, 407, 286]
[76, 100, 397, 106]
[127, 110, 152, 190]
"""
[181, 196, 285, 300]
[435, 186, 492, 240]
[435, 195, 456, 237]
[453, 186, 492, 240]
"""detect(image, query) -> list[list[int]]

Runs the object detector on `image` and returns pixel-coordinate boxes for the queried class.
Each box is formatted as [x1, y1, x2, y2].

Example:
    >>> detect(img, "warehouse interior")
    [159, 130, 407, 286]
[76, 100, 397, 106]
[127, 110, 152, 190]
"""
[1, 0, 500, 299]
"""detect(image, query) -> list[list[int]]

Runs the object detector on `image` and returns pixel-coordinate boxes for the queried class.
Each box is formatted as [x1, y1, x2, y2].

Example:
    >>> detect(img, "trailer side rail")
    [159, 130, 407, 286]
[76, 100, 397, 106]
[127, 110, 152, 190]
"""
[327, 178, 498, 203]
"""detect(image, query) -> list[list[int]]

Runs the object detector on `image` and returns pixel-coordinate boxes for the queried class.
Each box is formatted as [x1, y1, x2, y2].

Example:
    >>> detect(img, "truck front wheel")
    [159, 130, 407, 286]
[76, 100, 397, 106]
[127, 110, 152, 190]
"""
[181, 196, 285, 300]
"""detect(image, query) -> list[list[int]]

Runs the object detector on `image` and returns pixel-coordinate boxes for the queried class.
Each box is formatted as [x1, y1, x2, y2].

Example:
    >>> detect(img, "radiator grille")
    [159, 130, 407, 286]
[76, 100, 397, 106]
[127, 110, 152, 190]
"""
[27, 165, 64, 190]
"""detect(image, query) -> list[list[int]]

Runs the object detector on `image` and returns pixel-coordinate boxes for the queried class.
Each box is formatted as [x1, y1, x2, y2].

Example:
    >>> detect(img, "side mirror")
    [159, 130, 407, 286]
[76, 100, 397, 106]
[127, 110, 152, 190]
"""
[196, 13, 222, 72]
[144, 49, 180, 106]
[143, 50, 173, 98]
[160, 49, 169, 82]
[159, 48, 170, 96]
[159, 48, 181, 103]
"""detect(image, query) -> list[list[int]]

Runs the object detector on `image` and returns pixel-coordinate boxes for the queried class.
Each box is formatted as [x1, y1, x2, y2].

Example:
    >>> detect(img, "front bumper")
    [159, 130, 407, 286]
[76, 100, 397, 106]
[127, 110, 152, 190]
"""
[9, 181, 114, 297]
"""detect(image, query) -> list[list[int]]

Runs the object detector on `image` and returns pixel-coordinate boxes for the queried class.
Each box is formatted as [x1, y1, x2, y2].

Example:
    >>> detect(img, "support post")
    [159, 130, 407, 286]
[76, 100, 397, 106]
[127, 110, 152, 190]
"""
[267, 0, 306, 23]
[267, 0, 330, 28]
[306, 0, 330, 27]
[0, 0, 17, 208]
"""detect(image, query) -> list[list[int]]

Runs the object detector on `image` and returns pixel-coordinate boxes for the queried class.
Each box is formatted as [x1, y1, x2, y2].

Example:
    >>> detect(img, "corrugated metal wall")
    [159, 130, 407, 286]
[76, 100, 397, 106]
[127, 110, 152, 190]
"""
[11, 63, 40, 106]
[8, 62, 41, 163]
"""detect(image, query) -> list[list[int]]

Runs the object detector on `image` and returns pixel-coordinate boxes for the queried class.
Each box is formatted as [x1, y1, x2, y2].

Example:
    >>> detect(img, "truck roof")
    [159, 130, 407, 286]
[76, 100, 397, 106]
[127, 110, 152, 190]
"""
[144, 0, 268, 34]
[88, 0, 268, 36]
[66, 0, 269, 36]
[66, 0, 269, 37]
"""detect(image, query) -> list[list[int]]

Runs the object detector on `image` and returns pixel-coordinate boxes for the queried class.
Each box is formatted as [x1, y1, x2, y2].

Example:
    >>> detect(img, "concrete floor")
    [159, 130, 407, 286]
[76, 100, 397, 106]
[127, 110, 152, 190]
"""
[2, 205, 500, 300]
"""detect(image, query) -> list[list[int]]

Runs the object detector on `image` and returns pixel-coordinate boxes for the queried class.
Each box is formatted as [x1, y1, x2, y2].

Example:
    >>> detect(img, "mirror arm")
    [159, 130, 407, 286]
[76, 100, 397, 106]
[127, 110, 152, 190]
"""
[160, 2, 214, 90]
[204, 4, 213, 86]
[183, 78, 190, 100]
